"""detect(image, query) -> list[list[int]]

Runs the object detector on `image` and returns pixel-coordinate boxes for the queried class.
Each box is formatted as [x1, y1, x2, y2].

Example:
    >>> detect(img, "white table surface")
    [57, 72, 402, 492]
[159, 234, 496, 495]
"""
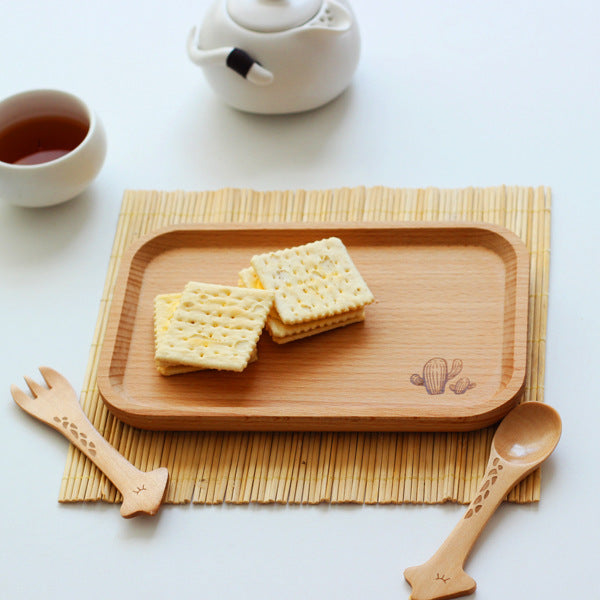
[1, 1, 599, 598]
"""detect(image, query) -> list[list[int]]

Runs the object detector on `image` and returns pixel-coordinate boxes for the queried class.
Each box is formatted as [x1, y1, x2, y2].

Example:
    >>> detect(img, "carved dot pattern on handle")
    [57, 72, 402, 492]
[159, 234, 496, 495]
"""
[53, 416, 96, 456]
[464, 457, 505, 519]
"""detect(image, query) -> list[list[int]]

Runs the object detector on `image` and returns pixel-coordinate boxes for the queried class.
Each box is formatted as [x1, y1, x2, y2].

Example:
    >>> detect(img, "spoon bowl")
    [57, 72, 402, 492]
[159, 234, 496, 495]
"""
[493, 401, 562, 466]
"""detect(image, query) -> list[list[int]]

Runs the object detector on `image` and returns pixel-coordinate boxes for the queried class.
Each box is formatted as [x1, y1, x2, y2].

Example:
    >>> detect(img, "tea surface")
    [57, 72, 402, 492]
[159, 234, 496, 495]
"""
[0, 115, 88, 165]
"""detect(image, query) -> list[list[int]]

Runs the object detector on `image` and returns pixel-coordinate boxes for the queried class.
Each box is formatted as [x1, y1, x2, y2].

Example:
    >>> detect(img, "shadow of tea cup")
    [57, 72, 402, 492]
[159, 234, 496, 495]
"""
[0, 89, 106, 207]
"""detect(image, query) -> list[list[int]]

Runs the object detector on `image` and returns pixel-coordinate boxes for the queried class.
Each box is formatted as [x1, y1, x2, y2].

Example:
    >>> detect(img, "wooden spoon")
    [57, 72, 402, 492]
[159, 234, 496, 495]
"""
[404, 402, 561, 600]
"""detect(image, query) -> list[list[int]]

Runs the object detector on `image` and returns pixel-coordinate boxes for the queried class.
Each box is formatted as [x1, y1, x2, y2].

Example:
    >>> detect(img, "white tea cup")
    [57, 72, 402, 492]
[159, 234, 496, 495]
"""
[0, 89, 106, 207]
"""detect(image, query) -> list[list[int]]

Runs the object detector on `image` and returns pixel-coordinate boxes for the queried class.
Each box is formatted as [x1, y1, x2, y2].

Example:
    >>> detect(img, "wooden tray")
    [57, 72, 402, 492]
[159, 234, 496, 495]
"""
[97, 222, 529, 432]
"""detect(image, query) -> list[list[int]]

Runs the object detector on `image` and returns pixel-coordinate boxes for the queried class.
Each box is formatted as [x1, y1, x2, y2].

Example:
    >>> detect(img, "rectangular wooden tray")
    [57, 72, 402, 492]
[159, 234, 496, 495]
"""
[97, 222, 529, 432]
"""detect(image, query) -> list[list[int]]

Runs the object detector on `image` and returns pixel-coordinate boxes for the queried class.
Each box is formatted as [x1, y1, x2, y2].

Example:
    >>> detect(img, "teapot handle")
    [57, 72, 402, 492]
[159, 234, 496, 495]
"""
[186, 28, 274, 86]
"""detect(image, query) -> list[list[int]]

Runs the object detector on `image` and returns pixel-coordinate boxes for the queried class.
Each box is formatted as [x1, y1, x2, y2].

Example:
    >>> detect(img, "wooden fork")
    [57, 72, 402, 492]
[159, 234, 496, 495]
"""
[11, 366, 169, 518]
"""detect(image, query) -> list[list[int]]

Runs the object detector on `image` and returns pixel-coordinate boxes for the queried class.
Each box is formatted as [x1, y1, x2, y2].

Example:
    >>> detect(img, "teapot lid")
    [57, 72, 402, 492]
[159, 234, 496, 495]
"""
[226, 0, 323, 33]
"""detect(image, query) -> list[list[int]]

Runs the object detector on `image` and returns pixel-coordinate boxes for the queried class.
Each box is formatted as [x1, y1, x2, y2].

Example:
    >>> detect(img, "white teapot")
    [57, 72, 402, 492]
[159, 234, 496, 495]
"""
[187, 0, 360, 114]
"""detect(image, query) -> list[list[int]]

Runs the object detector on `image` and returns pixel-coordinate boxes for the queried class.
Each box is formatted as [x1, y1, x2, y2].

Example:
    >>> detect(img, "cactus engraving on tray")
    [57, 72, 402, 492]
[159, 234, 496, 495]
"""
[449, 376, 477, 395]
[435, 573, 450, 584]
[133, 485, 147, 495]
[410, 357, 474, 395]
[464, 457, 505, 519]
[53, 416, 96, 456]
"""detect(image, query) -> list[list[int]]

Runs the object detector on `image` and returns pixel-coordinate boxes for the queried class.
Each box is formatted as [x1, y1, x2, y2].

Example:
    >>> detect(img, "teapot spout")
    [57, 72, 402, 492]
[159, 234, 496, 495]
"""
[186, 28, 273, 86]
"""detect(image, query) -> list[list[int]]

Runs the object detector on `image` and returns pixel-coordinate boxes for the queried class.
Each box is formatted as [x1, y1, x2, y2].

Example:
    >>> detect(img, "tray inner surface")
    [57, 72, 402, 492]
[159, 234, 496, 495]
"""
[101, 224, 527, 430]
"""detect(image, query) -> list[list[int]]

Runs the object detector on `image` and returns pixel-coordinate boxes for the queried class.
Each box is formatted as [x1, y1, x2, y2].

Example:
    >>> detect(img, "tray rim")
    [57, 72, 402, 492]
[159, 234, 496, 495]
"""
[97, 220, 530, 432]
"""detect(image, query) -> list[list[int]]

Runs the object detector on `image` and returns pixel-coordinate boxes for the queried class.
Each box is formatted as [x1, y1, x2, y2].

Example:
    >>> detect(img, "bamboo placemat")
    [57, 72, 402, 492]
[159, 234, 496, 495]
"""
[59, 185, 550, 505]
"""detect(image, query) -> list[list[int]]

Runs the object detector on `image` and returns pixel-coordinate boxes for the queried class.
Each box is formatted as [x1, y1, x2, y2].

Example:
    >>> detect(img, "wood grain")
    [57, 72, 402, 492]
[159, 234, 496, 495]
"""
[97, 221, 529, 432]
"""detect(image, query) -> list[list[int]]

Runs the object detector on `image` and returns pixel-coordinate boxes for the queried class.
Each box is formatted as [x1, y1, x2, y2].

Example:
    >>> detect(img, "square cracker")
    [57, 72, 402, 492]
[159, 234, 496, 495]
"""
[266, 309, 365, 344]
[153, 292, 258, 375]
[154, 293, 198, 376]
[238, 266, 263, 292]
[238, 266, 365, 343]
[249, 237, 374, 325]
[154, 282, 273, 372]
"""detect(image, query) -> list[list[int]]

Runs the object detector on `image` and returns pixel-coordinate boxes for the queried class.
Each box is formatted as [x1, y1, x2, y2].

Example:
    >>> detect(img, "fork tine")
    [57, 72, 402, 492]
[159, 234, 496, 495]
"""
[24, 375, 46, 398]
[39, 366, 66, 388]
[10, 384, 34, 411]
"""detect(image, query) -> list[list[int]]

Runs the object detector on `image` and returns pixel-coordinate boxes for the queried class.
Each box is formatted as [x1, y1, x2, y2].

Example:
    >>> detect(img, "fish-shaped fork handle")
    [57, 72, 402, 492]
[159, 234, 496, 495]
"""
[11, 366, 169, 518]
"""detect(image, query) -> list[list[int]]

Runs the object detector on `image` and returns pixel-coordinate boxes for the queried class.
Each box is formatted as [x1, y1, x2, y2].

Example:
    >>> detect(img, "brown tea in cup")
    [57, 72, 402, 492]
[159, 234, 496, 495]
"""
[0, 89, 106, 207]
[0, 114, 88, 165]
